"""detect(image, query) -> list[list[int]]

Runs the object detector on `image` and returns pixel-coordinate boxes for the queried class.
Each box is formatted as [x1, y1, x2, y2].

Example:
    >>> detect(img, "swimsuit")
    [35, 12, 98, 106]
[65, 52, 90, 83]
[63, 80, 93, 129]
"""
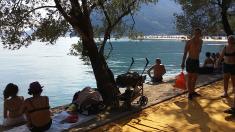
[223, 46, 235, 75]
[186, 58, 199, 73]
[152, 77, 163, 83]
[27, 98, 51, 132]
[205, 64, 214, 68]
[30, 119, 52, 132]
[223, 63, 235, 75]
[224, 47, 235, 57]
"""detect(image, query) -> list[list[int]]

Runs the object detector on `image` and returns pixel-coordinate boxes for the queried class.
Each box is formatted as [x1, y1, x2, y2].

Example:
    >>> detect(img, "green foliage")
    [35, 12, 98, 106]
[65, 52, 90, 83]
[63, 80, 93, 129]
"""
[68, 41, 91, 65]
[174, 0, 235, 35]
[0, 0, 157, 50]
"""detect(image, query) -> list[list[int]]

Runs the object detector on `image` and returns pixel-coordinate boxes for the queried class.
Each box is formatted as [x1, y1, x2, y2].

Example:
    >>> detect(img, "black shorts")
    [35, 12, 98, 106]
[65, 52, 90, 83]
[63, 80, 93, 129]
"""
[223, 63, 235, 75]
[186, 58, 199, 73]
[152, 77, 163, 83]
[30, 119, 52, 132]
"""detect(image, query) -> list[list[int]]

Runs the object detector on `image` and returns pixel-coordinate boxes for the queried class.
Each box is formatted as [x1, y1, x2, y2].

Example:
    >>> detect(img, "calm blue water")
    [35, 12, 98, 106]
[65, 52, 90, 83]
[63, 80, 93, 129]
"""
[0, 37, 225, 121]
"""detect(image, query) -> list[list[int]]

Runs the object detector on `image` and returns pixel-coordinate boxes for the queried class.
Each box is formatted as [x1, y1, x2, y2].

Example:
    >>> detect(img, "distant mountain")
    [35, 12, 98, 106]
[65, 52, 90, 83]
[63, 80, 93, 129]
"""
[134, 0, 182, 35]
[28, 0, 182, 36]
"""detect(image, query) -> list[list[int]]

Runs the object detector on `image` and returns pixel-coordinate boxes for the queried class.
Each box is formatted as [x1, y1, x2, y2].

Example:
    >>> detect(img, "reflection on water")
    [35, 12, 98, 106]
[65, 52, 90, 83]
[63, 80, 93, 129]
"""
[0, 37, 225, 121]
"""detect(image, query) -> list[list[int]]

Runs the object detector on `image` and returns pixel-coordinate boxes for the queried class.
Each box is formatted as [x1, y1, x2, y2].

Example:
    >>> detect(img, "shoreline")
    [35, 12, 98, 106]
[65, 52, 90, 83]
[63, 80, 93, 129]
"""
[135, 38, 227, 42]
[68, 73, 223, 132]
[0, 73, 223, 131]
[135, 35, 227, 42]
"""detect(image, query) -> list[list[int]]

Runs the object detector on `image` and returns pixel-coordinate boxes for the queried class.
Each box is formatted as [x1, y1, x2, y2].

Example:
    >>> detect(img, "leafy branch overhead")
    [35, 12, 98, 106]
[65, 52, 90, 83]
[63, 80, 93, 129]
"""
[174, 0, 235, 36]
[0, 0, 158, 105]
[0, 0, 157, 50]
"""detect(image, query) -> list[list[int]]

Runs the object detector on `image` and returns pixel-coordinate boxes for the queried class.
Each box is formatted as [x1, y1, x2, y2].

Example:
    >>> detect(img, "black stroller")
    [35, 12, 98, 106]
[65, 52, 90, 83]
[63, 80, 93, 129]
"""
[116, 58, 149, 108]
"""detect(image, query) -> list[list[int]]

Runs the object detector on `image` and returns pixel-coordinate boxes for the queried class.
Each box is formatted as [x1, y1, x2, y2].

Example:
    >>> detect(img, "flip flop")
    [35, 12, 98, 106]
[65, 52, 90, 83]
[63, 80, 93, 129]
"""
[221, 94, 229, 98]
[224, 108, 235, 114]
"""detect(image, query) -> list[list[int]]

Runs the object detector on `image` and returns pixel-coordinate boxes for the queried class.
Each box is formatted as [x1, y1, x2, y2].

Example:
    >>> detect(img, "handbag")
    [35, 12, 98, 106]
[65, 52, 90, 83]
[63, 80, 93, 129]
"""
[173, 72, 186, 90]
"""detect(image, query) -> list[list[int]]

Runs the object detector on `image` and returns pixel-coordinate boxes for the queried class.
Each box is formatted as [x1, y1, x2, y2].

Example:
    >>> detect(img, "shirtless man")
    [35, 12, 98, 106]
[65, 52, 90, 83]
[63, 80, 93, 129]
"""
[147, 58, 166, 83]
[181, 28, 203, 100]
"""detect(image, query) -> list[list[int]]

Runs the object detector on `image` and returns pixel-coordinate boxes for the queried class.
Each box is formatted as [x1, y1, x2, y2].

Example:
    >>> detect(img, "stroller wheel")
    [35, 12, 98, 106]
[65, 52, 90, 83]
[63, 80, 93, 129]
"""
[139, 96, 148, 106]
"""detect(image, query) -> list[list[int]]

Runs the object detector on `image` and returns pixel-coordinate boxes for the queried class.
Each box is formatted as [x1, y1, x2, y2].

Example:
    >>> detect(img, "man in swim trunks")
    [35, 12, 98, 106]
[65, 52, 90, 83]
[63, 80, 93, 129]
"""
[181, 28, 203, 100]
[147, 58, 166, 83]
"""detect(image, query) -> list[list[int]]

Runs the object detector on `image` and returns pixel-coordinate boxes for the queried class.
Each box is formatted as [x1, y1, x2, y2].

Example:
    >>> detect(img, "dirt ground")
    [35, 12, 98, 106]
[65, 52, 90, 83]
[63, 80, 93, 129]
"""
[92, 80, 235, 132]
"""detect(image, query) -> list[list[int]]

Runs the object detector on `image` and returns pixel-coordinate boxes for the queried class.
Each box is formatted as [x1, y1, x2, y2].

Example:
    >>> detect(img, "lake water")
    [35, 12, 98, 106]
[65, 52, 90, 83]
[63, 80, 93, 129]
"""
[0, 37, 225, 121]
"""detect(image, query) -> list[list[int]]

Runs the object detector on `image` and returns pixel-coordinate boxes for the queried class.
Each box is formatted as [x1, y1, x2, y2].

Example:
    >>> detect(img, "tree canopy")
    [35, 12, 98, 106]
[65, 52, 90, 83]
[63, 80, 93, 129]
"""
[0, 0, 157, 50]
[174, 0, 235, 36]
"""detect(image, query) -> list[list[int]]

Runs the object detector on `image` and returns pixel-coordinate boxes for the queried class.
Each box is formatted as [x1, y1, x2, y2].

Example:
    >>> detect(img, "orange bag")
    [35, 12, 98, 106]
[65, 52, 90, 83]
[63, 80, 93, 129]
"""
[173, 72, 186, 90]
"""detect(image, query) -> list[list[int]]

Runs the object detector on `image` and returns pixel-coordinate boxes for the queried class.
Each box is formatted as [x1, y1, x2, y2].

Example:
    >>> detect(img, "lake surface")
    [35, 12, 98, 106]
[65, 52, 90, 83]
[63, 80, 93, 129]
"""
[0, 37, 225, 121]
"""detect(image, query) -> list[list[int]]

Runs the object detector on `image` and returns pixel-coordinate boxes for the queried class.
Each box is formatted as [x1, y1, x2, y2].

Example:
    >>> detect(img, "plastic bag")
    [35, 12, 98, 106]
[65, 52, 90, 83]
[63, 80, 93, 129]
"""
[173, 72, 186, 90]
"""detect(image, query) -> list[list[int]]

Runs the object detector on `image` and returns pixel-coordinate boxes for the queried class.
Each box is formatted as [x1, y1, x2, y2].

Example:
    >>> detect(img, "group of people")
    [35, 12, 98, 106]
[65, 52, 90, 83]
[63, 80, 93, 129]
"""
[2, 28, 235, 131]
[199, 52, 222, 74]
[3, 81, 51, 131]
[147, 28, 235, 115]
[181, 28, 235, 114]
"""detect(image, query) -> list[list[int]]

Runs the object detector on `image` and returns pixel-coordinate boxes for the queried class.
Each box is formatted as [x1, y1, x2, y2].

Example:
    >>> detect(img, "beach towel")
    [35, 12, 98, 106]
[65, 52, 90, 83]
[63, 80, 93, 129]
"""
[3, 111, 95, 132]
[173, 72, 186, 90]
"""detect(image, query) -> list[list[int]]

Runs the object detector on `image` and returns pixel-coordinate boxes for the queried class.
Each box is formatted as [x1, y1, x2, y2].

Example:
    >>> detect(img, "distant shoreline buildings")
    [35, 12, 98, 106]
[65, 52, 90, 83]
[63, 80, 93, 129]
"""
[136, 35, 227, 42]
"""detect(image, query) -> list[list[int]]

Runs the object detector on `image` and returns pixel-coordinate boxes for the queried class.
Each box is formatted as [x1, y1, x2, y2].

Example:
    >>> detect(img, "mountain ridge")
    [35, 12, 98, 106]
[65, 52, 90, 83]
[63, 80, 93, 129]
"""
[134, 0, 182, 35]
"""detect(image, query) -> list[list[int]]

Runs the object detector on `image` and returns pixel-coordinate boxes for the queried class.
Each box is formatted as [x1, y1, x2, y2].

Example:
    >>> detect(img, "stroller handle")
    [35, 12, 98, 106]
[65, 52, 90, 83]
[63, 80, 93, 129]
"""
[127, 57, 135, 72]
[141, 58, 149, 75]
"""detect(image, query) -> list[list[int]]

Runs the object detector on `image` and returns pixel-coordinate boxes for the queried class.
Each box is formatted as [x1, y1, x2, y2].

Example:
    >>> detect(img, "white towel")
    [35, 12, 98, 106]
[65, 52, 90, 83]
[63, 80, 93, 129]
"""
[4, 111, 95, 132]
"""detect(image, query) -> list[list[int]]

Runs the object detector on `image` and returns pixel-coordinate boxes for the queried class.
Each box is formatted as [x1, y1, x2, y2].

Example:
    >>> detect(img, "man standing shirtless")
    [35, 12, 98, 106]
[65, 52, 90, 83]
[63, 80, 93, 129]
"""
[181, 28, 203, 100]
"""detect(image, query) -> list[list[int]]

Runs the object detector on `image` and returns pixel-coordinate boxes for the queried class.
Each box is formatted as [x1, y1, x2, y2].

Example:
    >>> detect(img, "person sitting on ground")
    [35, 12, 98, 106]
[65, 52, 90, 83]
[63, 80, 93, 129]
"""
[2, 83, 26, 127]
[211, 52, 216, 64]
[214, 52, 223, 73]
[199, 52, 214, 74]
[203, 52, 214, 68]
[24, 81, 51, 132]
[147, 58, 166, 83]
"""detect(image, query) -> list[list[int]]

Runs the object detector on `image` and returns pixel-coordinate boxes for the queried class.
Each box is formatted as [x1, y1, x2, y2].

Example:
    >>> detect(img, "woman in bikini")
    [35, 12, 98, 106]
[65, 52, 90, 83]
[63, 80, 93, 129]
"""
[24, 81, 51, 131]
[218, 35, 235, 114]
[2, 83, 26, 126]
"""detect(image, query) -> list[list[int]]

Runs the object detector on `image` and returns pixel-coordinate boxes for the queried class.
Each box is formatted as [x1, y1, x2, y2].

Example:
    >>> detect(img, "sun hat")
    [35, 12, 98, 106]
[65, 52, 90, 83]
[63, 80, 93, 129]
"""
[28, 81, 44, 95]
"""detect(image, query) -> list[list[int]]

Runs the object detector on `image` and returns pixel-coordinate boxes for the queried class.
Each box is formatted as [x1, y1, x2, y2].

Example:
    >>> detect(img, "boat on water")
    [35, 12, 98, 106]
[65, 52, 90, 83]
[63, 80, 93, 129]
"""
[136, 35, 227, 42]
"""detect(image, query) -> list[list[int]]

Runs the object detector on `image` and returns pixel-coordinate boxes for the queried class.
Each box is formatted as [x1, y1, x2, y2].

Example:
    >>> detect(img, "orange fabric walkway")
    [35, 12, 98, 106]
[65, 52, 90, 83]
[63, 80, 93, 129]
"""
[92, 81, 235, 132]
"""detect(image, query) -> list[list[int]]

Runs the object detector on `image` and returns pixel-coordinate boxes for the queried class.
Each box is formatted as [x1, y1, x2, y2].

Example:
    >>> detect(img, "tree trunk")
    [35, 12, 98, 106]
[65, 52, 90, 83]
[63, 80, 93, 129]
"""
[81, 36, 119, 106]
[69, 9, 120, 106]
[221, 10, 234, 35]
[220, 0, 234, 36]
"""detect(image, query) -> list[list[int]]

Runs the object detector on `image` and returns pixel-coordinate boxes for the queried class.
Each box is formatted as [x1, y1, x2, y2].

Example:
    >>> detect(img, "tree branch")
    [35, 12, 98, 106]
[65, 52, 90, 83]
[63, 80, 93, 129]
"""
[217, 0, 222, 7]
[88, 3, 97, 15]
[54, 0, 73, 24]
[24, 6, 57, 17]
[99, 0, 137, 54]
[12, 0, 23, 11]
[98, 0, 112, 27]
[105, 39, 113, 59]
[82, 0, 89, 17]
[130, 11, 136, 31]
[69, 0, 82, 14]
